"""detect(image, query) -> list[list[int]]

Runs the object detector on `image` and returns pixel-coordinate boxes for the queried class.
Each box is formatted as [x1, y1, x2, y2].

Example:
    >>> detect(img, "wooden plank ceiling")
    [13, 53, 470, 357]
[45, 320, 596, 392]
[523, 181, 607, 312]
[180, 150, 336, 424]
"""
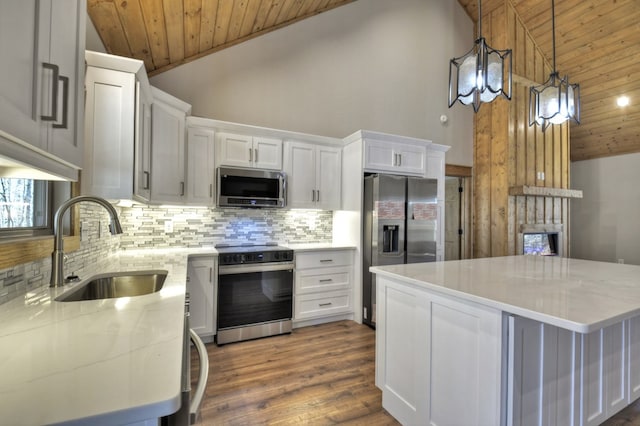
[457, 0, 640, 161]
[88, 0, 639, 161]
[87, 0, 355, 75]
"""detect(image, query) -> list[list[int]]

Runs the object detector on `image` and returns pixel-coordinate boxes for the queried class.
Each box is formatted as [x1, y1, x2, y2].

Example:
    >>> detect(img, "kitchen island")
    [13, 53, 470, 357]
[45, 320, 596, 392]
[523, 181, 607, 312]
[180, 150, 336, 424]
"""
[0, 248, 215, 426]
[371, 256, 640, 426]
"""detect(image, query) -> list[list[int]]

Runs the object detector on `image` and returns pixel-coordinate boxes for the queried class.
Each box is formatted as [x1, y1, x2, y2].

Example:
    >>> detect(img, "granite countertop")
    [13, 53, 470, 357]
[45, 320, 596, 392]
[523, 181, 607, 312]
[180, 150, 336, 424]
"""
[371, 255, 640, 333]
[0, 248, 217, 426]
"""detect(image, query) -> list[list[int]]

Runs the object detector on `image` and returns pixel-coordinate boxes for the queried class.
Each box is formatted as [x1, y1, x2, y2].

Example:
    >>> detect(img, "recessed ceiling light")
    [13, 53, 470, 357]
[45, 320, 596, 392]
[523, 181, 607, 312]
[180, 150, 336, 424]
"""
[617, 96, 630, 107]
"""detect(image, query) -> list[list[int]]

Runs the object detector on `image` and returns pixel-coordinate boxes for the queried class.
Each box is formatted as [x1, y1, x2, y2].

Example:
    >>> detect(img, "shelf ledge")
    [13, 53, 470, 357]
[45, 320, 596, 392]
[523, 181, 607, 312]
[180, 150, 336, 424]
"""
[508, 186, 583, 199]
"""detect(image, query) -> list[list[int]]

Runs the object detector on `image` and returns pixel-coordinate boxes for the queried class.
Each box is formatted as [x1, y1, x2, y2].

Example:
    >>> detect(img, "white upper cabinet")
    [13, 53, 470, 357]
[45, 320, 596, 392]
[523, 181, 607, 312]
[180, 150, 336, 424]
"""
[364, 138, 426, 176]
[83, 52, 151, 202]
[186, 125, 215, 206]
[217, 132, 282, 170]
[284, 141, 341, 210]
[150, 87, 192, 204]
[0, 0, 85, 178]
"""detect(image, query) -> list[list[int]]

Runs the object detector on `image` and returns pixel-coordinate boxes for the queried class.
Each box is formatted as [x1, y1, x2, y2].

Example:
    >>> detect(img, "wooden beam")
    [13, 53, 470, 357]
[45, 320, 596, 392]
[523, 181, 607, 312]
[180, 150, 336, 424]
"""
[508, 185, 583, 198]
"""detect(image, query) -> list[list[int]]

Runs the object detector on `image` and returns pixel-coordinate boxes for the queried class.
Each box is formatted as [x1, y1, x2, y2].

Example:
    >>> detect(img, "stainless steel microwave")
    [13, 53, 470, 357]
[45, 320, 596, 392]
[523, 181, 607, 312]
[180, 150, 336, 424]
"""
[217, 167, 286, 208]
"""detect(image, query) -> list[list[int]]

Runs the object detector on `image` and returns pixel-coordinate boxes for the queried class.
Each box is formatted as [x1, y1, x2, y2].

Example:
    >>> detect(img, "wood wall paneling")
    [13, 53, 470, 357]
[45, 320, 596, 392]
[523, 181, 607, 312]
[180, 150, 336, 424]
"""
[472, 1, 571, 258]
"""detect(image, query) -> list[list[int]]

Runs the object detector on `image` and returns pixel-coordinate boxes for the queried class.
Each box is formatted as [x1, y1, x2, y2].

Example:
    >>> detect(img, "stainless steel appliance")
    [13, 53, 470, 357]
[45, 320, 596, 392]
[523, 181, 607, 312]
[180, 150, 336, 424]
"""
[217, 167, 287, 208]
[216, 243, 294, 344]
[162, 294, 209, 425]
[362, 174, 439, 328]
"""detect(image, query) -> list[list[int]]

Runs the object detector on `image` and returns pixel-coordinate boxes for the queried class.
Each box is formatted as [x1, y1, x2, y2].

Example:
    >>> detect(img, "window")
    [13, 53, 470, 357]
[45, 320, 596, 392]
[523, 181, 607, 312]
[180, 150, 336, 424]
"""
[0, 178, 51, 237]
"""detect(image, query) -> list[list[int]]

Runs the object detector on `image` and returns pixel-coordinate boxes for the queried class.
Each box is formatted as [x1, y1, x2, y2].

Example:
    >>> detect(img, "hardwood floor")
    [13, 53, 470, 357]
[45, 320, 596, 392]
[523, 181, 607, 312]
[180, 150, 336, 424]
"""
[190, 320, 399, 425]
[190, 320, 640, 425]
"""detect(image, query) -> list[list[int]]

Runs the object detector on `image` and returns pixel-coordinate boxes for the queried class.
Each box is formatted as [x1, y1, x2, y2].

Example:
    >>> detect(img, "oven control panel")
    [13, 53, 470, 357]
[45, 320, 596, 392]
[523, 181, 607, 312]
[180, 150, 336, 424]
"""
[218, 249, 293, 265]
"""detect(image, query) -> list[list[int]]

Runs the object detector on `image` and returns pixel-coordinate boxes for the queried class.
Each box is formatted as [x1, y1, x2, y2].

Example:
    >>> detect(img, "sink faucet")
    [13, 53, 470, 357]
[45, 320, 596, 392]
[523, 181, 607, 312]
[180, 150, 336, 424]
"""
[50, 195, 123, 287]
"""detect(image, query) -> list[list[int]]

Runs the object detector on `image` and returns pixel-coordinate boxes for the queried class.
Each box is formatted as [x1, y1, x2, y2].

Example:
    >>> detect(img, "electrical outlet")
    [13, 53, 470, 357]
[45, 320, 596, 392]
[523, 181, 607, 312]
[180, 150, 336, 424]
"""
[81, 221, 88, 241]
[164, 220, 174, 233]
[618, 259, 625, 264]
[537, 171, 545, 181]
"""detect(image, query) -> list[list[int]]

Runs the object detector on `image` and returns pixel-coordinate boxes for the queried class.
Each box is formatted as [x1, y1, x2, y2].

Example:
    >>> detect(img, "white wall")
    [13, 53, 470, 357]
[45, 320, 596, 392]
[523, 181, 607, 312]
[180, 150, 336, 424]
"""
[85, 15, 106, 53]
[150, 0, 474, 166]
[571, 153, 640, 265]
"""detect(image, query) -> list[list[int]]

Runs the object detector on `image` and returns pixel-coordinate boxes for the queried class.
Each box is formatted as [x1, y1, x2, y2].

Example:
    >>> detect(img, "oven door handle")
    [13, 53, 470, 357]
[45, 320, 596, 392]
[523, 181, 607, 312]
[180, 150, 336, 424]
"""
[218, 262, 294, 275]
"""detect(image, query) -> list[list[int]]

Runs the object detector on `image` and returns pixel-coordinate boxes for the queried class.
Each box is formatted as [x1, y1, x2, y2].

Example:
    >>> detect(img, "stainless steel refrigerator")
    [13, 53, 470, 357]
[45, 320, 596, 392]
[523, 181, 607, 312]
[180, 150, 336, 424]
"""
[362, 174, 438, 328]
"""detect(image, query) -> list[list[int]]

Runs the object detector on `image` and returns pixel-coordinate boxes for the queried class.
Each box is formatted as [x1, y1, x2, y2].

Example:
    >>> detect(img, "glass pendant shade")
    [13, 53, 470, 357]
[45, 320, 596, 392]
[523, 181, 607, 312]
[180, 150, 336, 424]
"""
[529, 0, 580, 131]
[529, 74, 580, 131]
[449, 38, 512, 112]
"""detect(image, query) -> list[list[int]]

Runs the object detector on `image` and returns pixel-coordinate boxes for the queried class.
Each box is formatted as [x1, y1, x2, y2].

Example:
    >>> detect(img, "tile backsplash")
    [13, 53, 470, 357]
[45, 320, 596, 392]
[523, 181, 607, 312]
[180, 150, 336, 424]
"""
[0, 204, 332, 305]
[119, 205, 333, 249]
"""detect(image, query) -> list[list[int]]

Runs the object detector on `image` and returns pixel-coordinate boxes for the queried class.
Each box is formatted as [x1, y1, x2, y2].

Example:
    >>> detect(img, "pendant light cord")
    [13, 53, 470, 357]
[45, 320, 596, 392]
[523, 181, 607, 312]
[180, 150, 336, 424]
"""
[477, 0, 482, 39]
[551, 0, 557, 73]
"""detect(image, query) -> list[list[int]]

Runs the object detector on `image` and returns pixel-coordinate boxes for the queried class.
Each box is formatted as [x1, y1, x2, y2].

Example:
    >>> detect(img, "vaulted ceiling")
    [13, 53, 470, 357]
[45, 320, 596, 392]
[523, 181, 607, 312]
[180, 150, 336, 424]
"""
[87, 0, 640, 162]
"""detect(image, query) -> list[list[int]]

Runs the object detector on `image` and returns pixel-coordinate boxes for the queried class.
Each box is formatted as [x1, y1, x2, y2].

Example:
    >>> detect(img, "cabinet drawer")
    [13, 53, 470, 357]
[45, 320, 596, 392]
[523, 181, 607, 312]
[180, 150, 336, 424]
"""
[295, 290, 351, 320]
[296, 250, 352, 269]
[296, 266, 350, 294]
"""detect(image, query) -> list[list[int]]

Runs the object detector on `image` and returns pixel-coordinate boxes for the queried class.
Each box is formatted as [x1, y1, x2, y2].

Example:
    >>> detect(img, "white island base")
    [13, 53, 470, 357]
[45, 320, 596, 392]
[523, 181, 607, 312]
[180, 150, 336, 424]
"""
[372, 256, 640, 426]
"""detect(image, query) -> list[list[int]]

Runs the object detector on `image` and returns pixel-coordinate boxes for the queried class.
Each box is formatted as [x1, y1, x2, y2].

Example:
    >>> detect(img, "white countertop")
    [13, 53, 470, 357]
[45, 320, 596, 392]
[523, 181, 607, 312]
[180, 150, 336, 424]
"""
[0, 243, 352, 425]
[371, 256, 640, 333]
[0, 248, 216, 426]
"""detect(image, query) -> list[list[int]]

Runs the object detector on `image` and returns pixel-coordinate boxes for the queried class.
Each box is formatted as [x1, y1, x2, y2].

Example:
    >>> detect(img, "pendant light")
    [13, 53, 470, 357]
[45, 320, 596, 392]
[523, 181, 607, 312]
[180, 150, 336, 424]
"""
[529, 0, 580, 131]
[448, 0, 512, 112]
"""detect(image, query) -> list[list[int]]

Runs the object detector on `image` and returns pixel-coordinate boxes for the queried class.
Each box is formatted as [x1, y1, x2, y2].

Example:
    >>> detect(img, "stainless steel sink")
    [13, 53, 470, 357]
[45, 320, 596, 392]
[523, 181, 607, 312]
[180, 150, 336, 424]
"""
[55, 270, 168, 302]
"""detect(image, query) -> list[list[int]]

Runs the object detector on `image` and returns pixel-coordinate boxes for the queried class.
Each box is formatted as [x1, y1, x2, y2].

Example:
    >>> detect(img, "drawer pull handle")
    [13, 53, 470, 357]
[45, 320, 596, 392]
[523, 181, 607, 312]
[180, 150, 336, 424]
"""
[319, 302, 333, 307]
[319, 279, 333, 283]
[319, 259, 333, 263]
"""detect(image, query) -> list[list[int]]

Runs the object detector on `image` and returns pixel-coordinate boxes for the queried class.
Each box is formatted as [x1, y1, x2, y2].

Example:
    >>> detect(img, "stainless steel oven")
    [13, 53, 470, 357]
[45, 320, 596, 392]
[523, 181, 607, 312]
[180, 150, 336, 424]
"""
[216, 244, 294, 345]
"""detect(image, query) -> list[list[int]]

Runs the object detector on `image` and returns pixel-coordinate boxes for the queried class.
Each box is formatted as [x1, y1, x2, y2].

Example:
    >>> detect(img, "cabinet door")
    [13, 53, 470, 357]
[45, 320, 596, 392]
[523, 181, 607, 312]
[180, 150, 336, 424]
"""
[316, 146, 342, 210]
[604, 322, 627, 417]
[187, 257, 216, 337]
[364, 139, 396, 172]
[628, 316, 640, 402]
[186, 127, 215, 205]
[218, 132, 253, 168]
[83, 67, 135, 199]
[582, 328, 606, 426]
[376, 277, 502, 426]
[425, 149, 445, 180]
[507, 316, 581, 426]
[46, 0, 84, 166]
[582, 323, 628, 425]
[135, 83, 152, 201]
[150, 102, 186, 203]
[253, 136, 282, 170]
[284, 141, 316, 208]
[395, 143, 426, 176]
[0, 1, 44, 149]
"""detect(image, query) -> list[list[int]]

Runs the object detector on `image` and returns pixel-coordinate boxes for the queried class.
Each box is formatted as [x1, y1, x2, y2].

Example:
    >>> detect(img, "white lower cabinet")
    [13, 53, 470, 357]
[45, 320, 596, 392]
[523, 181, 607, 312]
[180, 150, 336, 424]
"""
[508, 316, 636, 426]
[376, 276, 503, 426]
[582, 321, 627, 425]
[628, 315, 640, 402]
[508, 316, 581, 426]
[187, 256, 216, 340]
[293, 249, 354, 326]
